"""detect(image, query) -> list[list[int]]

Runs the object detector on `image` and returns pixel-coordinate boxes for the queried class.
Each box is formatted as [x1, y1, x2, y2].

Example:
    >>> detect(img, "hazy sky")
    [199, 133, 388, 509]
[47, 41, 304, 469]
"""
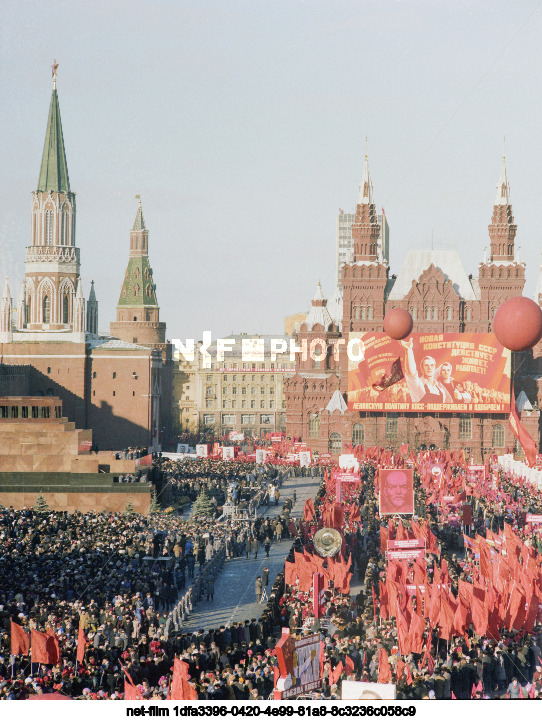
[2, 1, 542, 342]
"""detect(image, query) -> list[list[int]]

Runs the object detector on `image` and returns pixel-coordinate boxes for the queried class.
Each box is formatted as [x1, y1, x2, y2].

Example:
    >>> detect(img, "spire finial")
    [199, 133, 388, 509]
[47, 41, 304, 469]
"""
[503, 135, 506, 159]
[135, 194, 141, 207]
[495, 146, 510, 206]
[365, 136, 368, 160]
[51, 59, 59, 89]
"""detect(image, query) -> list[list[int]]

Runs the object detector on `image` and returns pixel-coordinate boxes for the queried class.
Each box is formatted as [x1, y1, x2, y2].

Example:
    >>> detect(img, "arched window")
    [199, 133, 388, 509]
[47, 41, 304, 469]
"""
[352, 422, 365, 445]
[465, 308, 471, 322]
[411, 307, 417, 321]
[61, 208, 68, 245]
[492, 424, 505, 448]
[43, 295, 50, 323]
[446, 306, 452, 321]
[386, 414, 398, 439]
[313, 346, 323, 369]
[367, 306, 373, 320]
[309, 413, 320, 438]
[360, 307, 366, 320]
[45, 210, 53, 245]
[329, 432, 342, 453]
[62, 294, 69, 324]
[353, 306, 359, 320]
[459, 414, 471, 440]
[133, 284, 140, 296]
[432, 307, 438, 320]
[425, 307, 431, 320]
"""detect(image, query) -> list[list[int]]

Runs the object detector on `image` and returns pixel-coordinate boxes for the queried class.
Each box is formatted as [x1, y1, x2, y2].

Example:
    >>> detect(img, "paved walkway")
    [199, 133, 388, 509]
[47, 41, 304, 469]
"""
[181, 472, 322, 633]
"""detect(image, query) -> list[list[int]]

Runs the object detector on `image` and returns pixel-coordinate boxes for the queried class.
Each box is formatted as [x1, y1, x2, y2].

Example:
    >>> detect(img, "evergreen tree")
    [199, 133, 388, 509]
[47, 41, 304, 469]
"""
[191, 488, 215, 518]
[149, 489, 160, 514]
[124, 500, 135, 515]
[34, 493, 48, 513]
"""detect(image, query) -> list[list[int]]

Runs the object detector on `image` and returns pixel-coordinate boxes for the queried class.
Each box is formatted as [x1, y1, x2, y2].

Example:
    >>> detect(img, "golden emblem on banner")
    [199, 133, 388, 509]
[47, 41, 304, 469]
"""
[313, 527, 342, 557]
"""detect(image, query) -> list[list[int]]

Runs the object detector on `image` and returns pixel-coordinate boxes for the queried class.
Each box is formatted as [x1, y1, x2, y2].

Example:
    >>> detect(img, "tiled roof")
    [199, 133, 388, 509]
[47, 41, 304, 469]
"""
[37, 89, 70, 193]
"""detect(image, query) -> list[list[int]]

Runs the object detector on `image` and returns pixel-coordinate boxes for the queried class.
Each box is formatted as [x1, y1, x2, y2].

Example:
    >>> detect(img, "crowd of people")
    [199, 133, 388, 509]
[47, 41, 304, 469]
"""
[1, 447, 542, 701]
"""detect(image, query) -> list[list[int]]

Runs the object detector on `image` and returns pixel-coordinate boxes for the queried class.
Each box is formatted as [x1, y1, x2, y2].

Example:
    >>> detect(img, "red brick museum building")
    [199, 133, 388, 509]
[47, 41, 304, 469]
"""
[285, 154, 542, 461]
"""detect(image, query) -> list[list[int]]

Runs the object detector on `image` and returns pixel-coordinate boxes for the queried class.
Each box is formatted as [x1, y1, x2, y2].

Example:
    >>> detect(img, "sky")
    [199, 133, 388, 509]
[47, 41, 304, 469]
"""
[1, 1, 542, 342]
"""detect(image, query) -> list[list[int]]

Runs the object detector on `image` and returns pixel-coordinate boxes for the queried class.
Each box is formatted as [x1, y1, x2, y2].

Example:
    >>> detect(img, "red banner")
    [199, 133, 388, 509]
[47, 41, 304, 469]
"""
[379, 468, 414, 516]
[509, 389, 538, 467]
[387, 539, 425, 550]
[313, 572, 325, 619]
[387, 548, 425, 561]
[348, 332, 510, 413]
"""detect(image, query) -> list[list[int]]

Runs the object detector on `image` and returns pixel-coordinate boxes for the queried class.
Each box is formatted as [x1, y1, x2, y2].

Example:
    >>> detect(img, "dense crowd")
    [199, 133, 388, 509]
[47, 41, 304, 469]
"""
[155, 457, 284, 509]
[2, 448, 542, 701]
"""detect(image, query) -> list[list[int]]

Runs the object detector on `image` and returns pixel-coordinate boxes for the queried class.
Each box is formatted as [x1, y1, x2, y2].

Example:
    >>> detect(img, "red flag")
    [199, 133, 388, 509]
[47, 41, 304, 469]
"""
[524, 593, 540, 633]
[304, 498, 315, 522]
[30, 629, 49, 664]
[284, 561, 298, 587]
[438, 596, 455, 641]
[346, 655, 355, 675]
[371, 583, 378, 623]
[119, 661, 143, 700]
[380, 525, 389, 553]
[372, 358, 404, 391]
[11, 621, 30, 656]
[471, 594, 488, 636]
[396, 606, 411, 656]
[171, 658, 198, 700]
[377, 647, 391, 684]
[379, 580, 389, 619]
[76, 626, 88, 663]
[45, 629, 60, 666]
[409, 612, 425, 655]
[124, 678, 140, 700]
[30, 629, 58, 665]
[287, 520, 299, 537]
[405, 663, 413, 686]
[509, 389, 538, 466]
[331, 661, 343, 686]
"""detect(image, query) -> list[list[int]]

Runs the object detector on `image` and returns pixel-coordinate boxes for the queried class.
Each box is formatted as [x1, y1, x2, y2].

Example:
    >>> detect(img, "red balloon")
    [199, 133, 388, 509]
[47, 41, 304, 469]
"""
[383, 307, 413, 340]
[493, 296, 542, 351]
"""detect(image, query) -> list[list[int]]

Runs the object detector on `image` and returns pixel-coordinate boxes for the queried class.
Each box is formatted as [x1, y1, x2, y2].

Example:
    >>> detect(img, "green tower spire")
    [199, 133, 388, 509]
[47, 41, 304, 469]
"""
[37, 88, 71, 193]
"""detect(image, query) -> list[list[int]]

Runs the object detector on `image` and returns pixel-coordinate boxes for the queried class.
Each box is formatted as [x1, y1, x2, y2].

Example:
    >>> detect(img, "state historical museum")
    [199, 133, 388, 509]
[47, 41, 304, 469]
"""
[285, 153, 542, 462]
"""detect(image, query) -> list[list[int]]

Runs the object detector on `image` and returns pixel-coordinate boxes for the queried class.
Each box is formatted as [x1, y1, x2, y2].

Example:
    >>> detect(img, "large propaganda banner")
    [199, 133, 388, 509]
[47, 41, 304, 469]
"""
[347, 332, 510, 413]
[379, 468, 414, 516]
[274, 631, 322, 699]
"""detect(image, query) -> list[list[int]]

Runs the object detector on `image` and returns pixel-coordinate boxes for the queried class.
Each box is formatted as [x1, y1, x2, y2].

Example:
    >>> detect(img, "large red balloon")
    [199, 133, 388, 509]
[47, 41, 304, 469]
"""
[383, 307, 413, 340]
[493, 296, 542, 351]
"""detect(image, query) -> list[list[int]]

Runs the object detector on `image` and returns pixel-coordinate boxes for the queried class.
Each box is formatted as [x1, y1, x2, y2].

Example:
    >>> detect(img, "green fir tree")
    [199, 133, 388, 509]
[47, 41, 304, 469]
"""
[123, 499, 135, 515]
[34, 493, 48, 513]
[149, 489, 160, 514]
[190, 488, 215, 518]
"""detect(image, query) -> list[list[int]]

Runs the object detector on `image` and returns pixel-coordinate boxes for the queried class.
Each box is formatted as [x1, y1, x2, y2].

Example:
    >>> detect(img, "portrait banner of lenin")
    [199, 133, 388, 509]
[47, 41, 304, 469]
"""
[379, 468, 414, 516]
